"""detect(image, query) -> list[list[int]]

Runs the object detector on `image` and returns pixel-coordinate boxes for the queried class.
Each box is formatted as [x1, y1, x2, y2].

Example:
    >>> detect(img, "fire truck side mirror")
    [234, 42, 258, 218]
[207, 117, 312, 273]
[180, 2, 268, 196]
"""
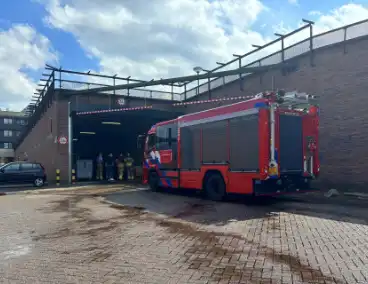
[137, 135, 145, 149]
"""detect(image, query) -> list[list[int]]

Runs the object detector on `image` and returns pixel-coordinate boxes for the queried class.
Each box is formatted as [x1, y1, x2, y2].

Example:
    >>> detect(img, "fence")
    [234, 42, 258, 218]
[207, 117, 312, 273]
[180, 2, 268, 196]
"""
[26, 70, 56, 115]
[56, 78, 182, 101]
[181, 18, 368, 100]
[52, 69, 182, 101]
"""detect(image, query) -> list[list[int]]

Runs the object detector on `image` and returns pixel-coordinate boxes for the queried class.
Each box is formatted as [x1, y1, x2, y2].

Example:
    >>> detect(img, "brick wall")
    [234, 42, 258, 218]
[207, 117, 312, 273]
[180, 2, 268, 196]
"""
[178, 37, 368, 190]
[15, 102, 57, 180]
[15, 99, 69, 183]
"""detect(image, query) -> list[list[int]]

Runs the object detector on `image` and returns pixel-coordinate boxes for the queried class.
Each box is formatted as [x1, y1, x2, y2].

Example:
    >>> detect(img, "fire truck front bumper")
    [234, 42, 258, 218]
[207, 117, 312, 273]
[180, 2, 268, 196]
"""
[253, 175, 319, 196]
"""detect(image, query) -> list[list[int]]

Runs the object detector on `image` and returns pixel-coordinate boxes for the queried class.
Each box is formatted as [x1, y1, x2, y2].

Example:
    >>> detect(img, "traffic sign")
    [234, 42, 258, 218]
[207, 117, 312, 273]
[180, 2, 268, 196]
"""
[58, 136, 68, 145]
[117, 98, 125, 106]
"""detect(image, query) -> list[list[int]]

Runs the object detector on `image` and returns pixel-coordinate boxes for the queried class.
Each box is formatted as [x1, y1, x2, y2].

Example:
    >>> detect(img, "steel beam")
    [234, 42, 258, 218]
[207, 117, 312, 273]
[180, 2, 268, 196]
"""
[45, 66, 182, 87]
[71, 63, 283, 95]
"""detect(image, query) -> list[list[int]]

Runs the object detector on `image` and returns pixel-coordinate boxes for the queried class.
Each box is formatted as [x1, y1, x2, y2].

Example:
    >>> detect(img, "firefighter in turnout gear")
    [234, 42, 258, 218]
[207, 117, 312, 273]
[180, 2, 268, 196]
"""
[116, 153, 125, 180]
[124, 153, 134, 180]
[96, 153, 104, 180]
[105, 153, 115, 181]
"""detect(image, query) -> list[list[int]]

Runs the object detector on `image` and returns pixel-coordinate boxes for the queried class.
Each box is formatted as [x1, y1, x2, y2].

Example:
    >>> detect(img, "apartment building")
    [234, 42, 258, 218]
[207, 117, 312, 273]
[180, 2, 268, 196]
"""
[0, 110, 27, 165]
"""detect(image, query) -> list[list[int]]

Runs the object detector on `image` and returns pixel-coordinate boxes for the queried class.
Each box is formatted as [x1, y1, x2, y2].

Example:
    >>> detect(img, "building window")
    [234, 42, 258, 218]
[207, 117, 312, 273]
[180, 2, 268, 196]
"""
[4, 143, 12, 149]
[16, 119, 25, 125]
[16, 131, 21, 137]
[4, 130, 12, 137]
[4, 118, 13, 124]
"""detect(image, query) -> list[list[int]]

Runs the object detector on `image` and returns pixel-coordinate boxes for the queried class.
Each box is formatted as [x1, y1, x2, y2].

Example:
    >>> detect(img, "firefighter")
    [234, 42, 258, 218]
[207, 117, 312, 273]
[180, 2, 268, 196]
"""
[96, 153, 104, 180]
[124, 153, 134, 180]
[116, 153, 125, 181]
[105, 153, 115, 182]
[23, 152, 28, 161]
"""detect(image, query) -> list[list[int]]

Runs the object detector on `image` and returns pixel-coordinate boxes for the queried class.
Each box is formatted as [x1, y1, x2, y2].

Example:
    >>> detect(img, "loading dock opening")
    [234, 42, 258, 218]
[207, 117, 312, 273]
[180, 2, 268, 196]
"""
[71, 108, 181, 182]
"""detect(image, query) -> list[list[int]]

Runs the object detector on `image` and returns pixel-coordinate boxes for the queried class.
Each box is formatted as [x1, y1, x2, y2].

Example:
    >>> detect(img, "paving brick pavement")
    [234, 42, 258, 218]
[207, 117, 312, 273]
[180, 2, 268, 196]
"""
[0, 191, 368, 284]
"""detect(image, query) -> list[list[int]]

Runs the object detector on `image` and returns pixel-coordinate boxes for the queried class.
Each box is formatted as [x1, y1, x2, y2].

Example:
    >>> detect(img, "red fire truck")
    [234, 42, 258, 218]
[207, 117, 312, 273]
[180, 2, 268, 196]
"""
[140, 90, 319, 200]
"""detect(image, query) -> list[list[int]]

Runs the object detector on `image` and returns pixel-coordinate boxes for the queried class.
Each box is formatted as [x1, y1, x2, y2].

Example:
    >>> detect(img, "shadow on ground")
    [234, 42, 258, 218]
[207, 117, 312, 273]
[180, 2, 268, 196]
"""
[105, 188, 368, 226]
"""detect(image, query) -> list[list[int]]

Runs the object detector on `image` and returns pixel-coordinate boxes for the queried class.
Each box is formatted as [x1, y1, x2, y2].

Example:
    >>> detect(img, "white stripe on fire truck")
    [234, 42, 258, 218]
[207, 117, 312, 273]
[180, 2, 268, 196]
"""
[179, 108, 258, 128]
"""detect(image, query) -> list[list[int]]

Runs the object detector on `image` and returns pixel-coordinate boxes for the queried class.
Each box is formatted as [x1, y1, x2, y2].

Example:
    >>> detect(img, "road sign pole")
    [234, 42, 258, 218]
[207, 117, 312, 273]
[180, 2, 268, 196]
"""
[68, 102, 73, 185]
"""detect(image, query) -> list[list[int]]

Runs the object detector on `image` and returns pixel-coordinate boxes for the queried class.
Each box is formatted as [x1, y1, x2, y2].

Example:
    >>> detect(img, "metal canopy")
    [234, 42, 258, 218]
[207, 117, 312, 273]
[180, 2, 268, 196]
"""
[70, 63, 284, 95]
[44, 66, 181, 87]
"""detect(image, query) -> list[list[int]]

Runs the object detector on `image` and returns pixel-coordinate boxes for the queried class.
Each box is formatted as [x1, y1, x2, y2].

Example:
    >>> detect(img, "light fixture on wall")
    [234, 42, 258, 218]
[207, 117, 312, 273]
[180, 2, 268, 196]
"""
[101, 122, 121, 125]
[79, 131, 96, 135]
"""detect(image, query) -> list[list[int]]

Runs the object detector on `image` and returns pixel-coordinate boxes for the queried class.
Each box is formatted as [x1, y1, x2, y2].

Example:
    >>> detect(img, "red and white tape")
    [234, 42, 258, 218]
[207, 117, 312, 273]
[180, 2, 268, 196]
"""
[172, 95, 254, 106]
[76, 105, 153, 115]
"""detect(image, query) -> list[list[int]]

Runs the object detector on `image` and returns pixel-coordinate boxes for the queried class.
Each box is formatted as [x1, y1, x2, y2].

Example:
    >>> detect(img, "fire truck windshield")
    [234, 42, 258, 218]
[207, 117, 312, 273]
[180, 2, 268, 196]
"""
[147, 134, 156, 150]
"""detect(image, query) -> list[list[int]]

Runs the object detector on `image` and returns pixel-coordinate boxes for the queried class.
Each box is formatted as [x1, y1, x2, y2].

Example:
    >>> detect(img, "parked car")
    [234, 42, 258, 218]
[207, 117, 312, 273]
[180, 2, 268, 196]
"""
[0, 162, 47, 187]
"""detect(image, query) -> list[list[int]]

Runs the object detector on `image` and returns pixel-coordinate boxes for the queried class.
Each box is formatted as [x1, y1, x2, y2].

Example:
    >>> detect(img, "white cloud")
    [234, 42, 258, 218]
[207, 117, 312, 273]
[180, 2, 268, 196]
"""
[0, 24, 57, 111]
[316, 4, 368, 32]
[43, 0, 270, 94]
[309, 10, 322, 16]
[273, 4, 368, 49]
[288, 0, 298, 6]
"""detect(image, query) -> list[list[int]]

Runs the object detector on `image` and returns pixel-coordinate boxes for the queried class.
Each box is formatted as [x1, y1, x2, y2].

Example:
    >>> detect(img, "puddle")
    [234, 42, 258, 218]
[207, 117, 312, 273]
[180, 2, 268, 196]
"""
[0, 234, 34, 265]
[1, 244, 32, 260]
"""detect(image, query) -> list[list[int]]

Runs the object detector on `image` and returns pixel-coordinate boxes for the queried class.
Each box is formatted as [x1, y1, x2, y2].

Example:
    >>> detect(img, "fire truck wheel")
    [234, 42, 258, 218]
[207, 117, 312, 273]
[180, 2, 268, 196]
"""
[148, 171, 160, 192]
[204, 172, 226, 201]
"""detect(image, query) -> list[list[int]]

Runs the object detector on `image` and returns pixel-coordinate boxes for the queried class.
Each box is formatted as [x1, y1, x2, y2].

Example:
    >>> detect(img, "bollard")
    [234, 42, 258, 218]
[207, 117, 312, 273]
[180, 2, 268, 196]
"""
[72, 169, 76, 185]
[56, 169, 60, 186]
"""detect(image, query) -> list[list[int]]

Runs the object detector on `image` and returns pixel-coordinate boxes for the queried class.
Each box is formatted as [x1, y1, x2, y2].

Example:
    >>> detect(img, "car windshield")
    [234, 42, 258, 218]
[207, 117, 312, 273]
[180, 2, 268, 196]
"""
[0, 163, 9, 170]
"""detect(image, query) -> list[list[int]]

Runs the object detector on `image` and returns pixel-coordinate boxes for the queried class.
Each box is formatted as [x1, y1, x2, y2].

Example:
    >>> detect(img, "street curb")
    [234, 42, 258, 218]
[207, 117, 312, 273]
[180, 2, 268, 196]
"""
[97, 188, 152, 213]
[343, 192, 368, 199]
[101, 199, 149, 212]
[0, 191, 21, 196]
[99, 197, 180, 222]
[0, 184, 148, 196]
[96, 187, 148, 197]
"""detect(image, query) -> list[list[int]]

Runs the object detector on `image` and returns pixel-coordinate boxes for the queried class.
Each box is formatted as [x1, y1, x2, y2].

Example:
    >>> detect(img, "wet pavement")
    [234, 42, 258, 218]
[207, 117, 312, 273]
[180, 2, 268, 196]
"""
[0, 187, 368, 283]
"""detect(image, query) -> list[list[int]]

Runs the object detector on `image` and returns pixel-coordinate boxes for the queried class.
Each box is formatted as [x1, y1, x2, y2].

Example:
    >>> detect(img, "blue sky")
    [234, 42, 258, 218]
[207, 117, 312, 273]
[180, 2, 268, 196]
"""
[0, 0, 98, 71]
[0, 0, 367, 110]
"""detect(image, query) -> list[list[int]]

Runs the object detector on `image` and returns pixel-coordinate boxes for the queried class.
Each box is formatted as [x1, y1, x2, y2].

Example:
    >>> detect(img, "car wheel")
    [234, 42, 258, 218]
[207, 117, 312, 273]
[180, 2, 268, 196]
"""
[204, 172, 226, 201]
[34, 178, 44, 187]
[148, 171, 160, 192]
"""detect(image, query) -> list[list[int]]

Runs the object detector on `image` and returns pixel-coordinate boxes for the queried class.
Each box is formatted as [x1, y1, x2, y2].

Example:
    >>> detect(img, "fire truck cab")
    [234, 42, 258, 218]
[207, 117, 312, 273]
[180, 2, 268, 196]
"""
[140, 90, 319, 201]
